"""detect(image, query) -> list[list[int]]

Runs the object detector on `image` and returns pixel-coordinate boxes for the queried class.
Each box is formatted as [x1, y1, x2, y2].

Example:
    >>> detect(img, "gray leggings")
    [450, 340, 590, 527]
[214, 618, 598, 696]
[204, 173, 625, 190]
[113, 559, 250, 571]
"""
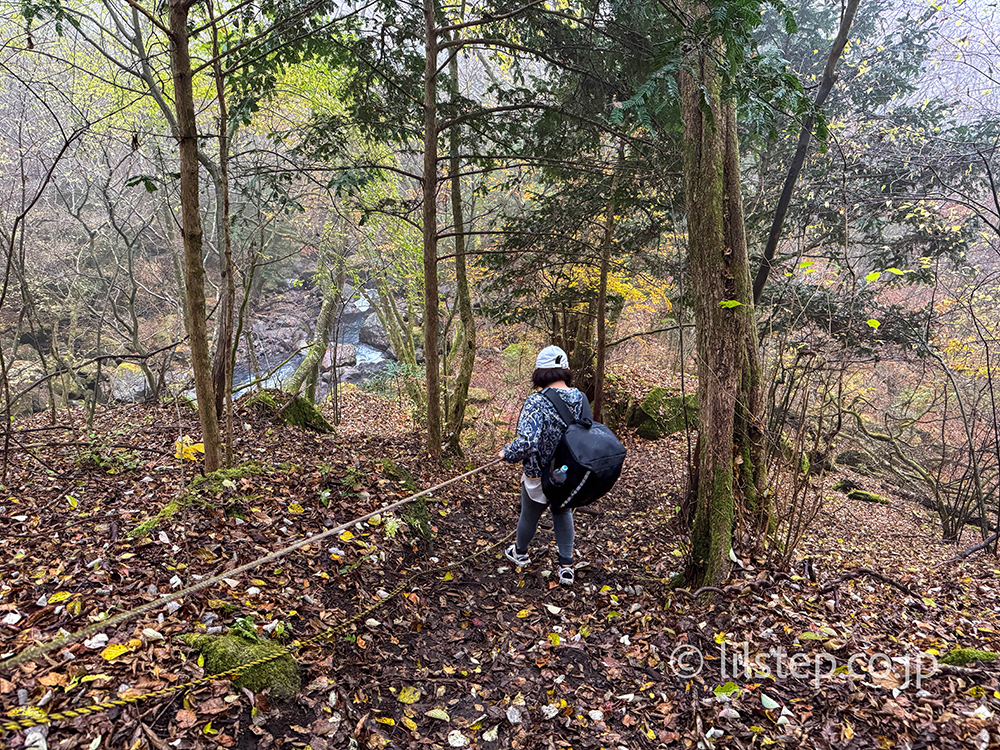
[515, 486, 574, 565]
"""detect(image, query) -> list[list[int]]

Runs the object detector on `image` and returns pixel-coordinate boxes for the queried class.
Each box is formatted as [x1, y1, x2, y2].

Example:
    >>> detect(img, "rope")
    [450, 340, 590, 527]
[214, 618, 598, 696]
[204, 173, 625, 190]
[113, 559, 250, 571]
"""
[0, 459, 502, 674]
[1, 529, 515, 732]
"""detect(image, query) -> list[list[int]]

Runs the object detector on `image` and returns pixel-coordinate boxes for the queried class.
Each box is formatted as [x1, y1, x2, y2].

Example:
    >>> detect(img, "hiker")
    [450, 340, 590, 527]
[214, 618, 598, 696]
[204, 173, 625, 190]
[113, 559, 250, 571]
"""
[499, 345, 591, 585]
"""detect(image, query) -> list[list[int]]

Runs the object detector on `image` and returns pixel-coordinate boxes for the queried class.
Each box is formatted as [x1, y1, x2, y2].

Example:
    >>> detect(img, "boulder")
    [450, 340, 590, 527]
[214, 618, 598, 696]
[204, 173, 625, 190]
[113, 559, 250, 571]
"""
[336, 366, 366, 384]
[359, 313, 390, 351]
[467, 388, 492, 404]
[629, 388, 699, 439]
[7, 361, 48, 415]
[111, 362, 153, 403]
[321, 344, 356, 371]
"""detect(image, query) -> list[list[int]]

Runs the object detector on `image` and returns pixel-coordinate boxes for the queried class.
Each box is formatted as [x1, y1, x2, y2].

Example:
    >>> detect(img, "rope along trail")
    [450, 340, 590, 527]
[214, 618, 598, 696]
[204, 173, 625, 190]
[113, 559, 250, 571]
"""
[1, 459, 505, 732]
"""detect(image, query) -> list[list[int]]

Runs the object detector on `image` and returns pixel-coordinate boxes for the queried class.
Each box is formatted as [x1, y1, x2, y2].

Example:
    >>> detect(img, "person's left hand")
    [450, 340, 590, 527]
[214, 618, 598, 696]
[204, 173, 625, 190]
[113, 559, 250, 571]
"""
[498, 448, 507, 460]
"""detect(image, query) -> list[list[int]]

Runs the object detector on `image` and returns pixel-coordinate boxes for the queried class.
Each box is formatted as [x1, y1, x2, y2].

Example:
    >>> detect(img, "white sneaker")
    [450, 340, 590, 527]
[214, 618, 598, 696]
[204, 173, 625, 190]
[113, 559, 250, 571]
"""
[504, 543, 530, 567]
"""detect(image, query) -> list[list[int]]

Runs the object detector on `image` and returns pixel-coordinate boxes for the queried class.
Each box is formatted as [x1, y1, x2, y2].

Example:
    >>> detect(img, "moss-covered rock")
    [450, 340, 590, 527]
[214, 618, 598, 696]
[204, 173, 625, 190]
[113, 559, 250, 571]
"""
[246, 389, 334, 433]
[846, 489, 891, 505]
[180, 633, 300, 699]
[467, 388, 492, 404]
[940, 648, 999, 666]
[832, 478, 859, 492]
[629, 388, 698, 439]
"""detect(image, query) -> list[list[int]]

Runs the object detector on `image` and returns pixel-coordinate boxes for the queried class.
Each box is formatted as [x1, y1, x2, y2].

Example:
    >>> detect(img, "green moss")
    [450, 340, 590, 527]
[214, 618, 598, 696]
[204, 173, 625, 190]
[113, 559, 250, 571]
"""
[630, 388, 698, 439]
[282, 395, 334, 433]
[246, 389, 333, 433]
[832, 478, 858, 492]
[129, 501, 182, 538]
[940, 648, 999, 666]
[381, 459, 417, 493]
[467, 388, 491, 403]
[402, 497, 432, 541]
[846, 489, 891, 505]
[191, 462, 265, 491]
[247, 391, 279, 410]
[180, 633, 300, 699]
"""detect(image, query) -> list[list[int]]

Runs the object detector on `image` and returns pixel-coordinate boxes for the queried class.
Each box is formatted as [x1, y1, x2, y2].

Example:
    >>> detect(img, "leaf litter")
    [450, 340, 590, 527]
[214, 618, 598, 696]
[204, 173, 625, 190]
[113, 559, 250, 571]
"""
[0, 387, 998, 748]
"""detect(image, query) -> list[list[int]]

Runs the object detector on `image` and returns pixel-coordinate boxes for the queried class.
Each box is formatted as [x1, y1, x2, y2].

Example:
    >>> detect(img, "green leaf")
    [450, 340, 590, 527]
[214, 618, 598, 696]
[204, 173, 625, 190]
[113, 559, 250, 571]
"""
[719, 300, 743, 308]
[714, 682, 741, 698]
[866, 319, 881, 330]
[865, 271, 881, 283]
[761, 694, 780, 710]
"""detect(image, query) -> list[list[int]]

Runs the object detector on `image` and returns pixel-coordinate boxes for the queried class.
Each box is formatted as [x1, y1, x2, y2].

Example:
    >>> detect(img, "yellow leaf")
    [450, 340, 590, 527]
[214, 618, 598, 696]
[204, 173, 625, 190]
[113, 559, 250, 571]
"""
[397, 687, 421, 704]
[402, 716, 417, 731]
[101, 644, 133, 661]
[67, 495, 78, 509]
[340, 530, 354, 542]
[548, 633, 560, 645]
[441, 571, 453, 581]
[203, 720, 218, 735]
[66, 599, 82, 616]
[375, 716, 395, 726]
[425, 708, 450, 721]
[288, 503, 304, 514]
[516, 609, 531, 619]
[47, 591, 71, 604]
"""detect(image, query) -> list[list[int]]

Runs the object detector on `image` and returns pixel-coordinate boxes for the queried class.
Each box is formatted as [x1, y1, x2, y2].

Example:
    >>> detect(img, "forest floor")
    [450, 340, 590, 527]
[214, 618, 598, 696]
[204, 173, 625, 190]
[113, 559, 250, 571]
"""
[2, 388, 1000, 750]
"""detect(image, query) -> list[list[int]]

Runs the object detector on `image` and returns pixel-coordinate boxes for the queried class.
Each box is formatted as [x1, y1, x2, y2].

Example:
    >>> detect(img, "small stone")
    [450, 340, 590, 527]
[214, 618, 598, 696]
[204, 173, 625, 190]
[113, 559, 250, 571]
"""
[164, 601, 181, 615]
[588, 710, 604, 722]
[541, 704, 559, 719]
[506, 706, 522, 725]
[146, 584, 159, 596]
[246, 587, 261, 596]
[719, 707, 740, 720]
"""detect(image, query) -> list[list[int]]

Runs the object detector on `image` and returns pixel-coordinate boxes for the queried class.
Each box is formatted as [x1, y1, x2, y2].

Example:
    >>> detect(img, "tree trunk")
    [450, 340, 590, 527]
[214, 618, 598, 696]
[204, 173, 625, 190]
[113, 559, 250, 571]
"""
[751, 0, 860, 304]
[444, 43, 476, 454]
[169, 0, 222, 472]
[208, 0, 236, 466]
[594, 143, 624, 423]
[422, 0, 442, 458]
[286, 267, 338, 397]
[681, 40, 761, 588]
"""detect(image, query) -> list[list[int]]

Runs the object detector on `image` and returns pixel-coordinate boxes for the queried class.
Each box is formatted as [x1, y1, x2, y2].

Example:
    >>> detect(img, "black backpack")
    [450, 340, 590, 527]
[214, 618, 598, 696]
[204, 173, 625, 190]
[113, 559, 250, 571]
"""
[540, 389, 627, 510]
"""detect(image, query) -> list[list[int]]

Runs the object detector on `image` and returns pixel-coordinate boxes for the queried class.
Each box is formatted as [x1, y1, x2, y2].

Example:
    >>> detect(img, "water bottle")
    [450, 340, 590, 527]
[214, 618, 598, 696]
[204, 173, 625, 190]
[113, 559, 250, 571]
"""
[551, 465, 568, 485]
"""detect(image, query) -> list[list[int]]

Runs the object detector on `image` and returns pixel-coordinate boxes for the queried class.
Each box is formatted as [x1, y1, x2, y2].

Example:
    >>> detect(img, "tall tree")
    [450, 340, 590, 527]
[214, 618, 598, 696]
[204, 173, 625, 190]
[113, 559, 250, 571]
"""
[168, 0, 223, 471]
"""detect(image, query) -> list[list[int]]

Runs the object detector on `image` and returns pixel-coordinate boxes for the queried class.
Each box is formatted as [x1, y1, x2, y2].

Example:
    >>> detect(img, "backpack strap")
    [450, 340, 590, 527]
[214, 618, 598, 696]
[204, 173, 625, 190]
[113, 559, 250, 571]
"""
[542, 388, 585, 427]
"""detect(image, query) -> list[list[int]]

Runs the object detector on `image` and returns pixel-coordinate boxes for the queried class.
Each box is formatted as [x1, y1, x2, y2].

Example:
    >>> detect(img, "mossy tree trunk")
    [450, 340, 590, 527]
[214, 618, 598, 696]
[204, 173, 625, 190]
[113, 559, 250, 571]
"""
[681, 34, 764, 588]
[286, 264, 339, 399]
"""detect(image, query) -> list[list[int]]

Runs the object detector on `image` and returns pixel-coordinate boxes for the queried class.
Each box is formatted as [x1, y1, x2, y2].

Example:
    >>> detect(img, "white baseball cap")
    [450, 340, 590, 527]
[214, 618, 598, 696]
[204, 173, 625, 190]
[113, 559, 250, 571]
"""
[535, 345, 569, 369]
